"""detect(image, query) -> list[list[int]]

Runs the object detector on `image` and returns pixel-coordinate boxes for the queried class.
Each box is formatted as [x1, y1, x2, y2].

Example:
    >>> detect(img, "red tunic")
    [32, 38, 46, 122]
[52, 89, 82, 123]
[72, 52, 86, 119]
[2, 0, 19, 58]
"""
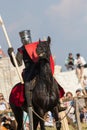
[25, 41, 39, 63]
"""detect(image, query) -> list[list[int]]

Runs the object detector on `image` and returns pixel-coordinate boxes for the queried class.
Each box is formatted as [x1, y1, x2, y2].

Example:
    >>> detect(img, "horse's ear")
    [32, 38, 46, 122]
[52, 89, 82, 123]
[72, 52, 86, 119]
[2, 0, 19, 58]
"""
[47, 36, 51, 44]
[39, 38, 41, 43]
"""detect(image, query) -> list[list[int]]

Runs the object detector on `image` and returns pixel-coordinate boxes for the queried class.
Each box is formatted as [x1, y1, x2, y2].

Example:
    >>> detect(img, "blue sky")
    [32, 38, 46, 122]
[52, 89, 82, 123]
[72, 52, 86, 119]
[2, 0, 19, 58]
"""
[0, 0, 87, 71]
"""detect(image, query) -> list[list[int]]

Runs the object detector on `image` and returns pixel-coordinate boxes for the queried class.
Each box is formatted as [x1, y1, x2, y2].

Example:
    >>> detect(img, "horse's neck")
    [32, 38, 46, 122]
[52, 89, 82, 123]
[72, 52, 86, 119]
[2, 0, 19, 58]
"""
[39, 61, 53, 84]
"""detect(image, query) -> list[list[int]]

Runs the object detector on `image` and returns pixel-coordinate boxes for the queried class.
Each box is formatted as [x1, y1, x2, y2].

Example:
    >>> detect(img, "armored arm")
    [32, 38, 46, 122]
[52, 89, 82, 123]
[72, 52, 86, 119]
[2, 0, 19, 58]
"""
[8, 47, 23, 67]
[16, 51, 23, 66]
[8, 47, 15, 66]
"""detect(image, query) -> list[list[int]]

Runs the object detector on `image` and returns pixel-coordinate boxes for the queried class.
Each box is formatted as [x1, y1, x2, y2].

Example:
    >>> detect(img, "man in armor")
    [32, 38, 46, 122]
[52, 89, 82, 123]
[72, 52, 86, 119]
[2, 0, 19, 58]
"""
[8, 30, 66, 112]
[8, 30, 39, 108]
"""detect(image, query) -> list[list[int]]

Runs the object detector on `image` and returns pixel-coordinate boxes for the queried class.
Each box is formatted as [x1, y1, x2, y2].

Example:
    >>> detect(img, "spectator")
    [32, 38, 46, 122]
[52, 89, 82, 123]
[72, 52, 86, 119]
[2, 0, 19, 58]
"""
[64, 92, 76, 123]
[0, 93, 15, 129]
[74, 53, 87, 81]
[45, 111, 54, 127]
[83, 106, 87, 123]
[65, 53, 74, 70]
[65, 91, 73, 100]
[0, 93, 10, 114]
[80, 107, 85, 123]
[82, 75, 87, 95]
[0, 114, 16, 130]
[23, 111, 29, 130]
[85, 87, 87, 95]
[75, 88, 83, 97]
[75, 89, 86, 113]
[0, 45, 6, 58]
[80, 106, 87, 123]
[63, 91, 74, 107]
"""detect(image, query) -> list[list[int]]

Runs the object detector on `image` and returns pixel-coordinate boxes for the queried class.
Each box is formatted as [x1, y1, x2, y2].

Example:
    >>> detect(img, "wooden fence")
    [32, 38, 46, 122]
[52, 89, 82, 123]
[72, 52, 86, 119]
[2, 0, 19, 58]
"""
[60, 95, 87, 130]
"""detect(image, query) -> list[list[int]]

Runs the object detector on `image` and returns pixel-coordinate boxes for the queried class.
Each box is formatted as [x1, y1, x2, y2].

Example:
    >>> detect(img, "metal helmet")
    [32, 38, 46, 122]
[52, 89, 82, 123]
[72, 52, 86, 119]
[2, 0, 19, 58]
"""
[19, 30, 32, 45]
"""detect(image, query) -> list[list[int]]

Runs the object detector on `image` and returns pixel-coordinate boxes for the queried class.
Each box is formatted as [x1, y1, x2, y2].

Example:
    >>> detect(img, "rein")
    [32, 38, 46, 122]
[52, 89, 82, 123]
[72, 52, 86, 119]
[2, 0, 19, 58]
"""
[32, 106, 72, 123]
[23, 105, 73, 125]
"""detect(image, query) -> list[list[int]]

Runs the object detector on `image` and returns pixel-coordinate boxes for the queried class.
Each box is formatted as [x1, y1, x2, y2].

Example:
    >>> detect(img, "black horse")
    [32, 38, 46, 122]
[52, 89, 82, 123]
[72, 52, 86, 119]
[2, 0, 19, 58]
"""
[9, 36, 61, 130]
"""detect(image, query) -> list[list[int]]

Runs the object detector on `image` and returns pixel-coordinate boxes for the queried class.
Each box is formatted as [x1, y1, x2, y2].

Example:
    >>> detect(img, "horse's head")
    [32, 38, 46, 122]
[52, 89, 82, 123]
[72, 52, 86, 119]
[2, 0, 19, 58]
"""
[36, 36, 51, 61]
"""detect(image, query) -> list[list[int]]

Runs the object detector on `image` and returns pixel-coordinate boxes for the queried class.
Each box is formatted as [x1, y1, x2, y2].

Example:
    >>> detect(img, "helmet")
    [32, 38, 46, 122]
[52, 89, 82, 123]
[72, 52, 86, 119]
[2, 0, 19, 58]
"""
[19, 30, 32, 45]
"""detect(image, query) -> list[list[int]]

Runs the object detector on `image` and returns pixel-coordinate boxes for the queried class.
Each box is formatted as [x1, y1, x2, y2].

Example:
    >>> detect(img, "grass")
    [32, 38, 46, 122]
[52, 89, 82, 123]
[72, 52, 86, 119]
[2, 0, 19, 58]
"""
[37, 123, 87, 130]
[45, 124, 87, 130]
[68, 123, 87, 130]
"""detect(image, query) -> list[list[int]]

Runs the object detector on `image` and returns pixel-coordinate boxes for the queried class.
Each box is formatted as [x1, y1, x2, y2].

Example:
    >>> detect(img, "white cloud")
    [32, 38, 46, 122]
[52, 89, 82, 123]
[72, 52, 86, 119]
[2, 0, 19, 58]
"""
[44, 0, 87, 40]
[46, 0, 87, 22]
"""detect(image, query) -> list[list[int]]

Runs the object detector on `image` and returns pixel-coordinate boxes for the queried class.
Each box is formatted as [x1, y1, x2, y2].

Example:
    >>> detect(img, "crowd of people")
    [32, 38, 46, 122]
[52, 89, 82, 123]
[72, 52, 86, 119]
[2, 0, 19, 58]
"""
[65, 53, 87, 78]
[0, 93, 16, 129]
[45, 89, 87, 127]
[65, 54, 87, 92]
[64, 53, 87, 125]
[65, 53, 87, 94]
[63, 89, 86, 124]
[0, 93, 30, 130]
[0, 89, 87, 129]
[63, 90, 87, 124]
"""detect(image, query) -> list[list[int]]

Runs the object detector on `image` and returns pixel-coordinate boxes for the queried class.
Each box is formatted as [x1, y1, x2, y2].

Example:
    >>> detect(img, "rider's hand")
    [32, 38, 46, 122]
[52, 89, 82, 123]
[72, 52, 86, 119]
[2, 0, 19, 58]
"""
[8, 47, 14, 56]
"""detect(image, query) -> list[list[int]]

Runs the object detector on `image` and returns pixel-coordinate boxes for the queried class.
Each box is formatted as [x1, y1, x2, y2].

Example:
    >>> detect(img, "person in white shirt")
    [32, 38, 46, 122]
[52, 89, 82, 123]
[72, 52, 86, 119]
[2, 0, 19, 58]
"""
[74, 53, 87, 81]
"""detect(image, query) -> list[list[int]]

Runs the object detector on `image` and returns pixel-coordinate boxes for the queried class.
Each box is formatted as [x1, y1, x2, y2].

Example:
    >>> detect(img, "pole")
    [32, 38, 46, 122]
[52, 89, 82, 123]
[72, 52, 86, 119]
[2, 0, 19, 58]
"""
[75, 98, 82, 130]
[28, 107, 33, 130]
[0, 15, 23, 84]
